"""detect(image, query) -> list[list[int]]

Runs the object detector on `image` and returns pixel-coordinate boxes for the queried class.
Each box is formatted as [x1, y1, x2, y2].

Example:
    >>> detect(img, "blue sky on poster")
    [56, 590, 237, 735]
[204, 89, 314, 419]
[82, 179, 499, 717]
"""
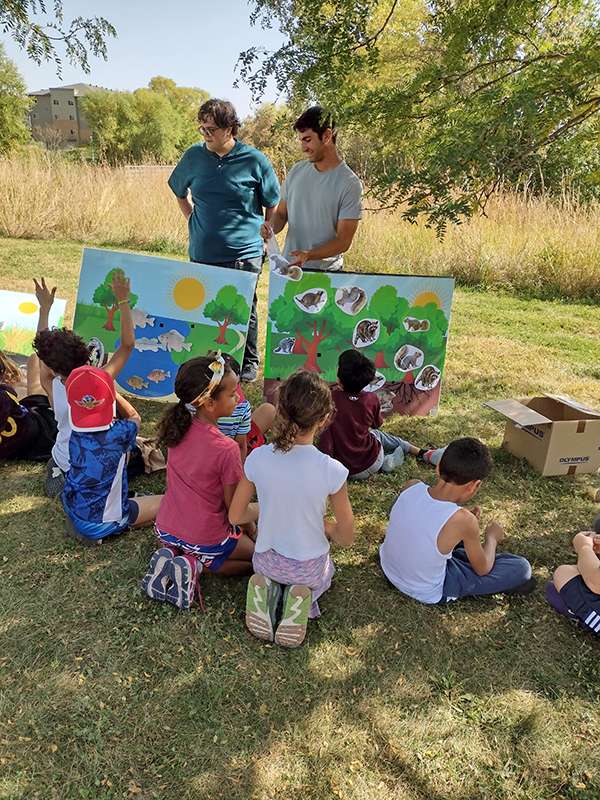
[3, 0, 284, 118]
[0, 290, 66, 330]
[77, 249, 257, 328]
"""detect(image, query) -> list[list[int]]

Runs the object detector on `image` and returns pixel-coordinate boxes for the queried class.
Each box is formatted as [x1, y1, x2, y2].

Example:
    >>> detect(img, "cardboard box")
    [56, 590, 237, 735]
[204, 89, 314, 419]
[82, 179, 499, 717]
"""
[485, 394, 600, 476]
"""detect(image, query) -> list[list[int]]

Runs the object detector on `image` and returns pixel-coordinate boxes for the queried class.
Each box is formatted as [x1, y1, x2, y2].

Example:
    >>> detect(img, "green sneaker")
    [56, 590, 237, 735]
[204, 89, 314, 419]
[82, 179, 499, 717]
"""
[274, 584, 312, 648]
[245, 574, 282, 642]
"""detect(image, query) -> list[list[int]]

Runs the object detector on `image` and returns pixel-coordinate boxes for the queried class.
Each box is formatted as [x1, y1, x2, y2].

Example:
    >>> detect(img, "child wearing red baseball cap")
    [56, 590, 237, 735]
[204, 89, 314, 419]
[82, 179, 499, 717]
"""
[61, 365, 162, 543]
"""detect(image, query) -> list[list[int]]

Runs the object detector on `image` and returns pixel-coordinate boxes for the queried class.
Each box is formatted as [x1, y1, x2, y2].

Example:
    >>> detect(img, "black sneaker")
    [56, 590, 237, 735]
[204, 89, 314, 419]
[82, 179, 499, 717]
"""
[240, 366, 258, 383]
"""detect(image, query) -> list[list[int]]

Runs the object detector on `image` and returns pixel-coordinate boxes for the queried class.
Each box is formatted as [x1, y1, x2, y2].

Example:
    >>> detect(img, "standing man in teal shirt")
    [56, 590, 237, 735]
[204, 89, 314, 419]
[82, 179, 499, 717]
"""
[169, 99, 280, 381]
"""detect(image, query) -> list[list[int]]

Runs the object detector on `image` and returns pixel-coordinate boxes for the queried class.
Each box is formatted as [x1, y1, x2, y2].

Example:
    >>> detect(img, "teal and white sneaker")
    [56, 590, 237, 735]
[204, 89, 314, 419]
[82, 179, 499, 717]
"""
[274, 584, 312, 648]
[245, 574, 282, 642]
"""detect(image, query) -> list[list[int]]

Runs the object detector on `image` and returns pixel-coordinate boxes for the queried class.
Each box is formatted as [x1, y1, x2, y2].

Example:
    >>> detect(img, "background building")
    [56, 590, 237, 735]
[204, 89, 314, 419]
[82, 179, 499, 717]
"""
[28, 83, 99, 148]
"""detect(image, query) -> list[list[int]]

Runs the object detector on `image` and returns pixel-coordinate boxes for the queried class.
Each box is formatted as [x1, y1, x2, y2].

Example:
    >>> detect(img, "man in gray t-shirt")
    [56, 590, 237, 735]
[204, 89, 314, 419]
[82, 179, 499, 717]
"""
[261, 106, 362, 271]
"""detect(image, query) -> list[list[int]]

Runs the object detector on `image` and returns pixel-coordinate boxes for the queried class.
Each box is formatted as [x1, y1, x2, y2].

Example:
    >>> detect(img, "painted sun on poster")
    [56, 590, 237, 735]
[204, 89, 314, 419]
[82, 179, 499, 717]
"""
[0, 289, 66, 355]
[73, 248, 258, 400]
[264, 269, 454, 416]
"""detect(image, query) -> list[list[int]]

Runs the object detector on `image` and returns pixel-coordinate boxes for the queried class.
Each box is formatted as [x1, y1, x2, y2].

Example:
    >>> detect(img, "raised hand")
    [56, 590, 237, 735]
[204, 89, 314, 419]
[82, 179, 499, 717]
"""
[111, 271, 130, 304]
[33, 277, 57, 312]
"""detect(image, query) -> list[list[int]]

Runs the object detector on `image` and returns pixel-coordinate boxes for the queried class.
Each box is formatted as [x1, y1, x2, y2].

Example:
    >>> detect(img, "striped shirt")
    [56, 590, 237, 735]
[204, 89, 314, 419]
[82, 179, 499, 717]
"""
[218, 400, 252, 439]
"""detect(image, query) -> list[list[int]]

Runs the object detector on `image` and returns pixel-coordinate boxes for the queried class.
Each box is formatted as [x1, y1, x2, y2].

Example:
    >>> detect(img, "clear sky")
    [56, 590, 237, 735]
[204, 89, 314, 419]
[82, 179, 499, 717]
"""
[2, 0, 285, 117]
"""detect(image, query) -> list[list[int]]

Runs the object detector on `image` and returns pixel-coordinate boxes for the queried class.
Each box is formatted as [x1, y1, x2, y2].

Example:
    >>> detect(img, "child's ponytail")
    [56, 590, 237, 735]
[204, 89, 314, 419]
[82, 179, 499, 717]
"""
[272, 370, 334, 453]
[157, 355, 232, 449]
[157, 399, 193, 448]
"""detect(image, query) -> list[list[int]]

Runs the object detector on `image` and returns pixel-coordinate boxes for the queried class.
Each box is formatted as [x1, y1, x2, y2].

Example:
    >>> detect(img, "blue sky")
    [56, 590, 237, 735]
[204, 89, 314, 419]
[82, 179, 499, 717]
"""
[3, 0, 284, 117]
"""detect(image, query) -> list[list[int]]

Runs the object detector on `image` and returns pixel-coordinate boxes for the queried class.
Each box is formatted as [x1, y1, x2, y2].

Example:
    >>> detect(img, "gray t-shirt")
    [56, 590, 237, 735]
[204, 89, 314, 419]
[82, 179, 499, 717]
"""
[282, 160, 363, 271]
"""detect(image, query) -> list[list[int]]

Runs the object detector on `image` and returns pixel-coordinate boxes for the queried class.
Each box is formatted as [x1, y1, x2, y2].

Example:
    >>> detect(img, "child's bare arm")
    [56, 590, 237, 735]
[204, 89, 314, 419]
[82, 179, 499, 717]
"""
[105, 273, 134, 379]
[446, 513, 505, 576]
[325, 483, 355, 547]
[235, 434, 248, 464]
[573, 532, 600, 594]
[228, 476, 259, 524]
[115, 392, 140, 427]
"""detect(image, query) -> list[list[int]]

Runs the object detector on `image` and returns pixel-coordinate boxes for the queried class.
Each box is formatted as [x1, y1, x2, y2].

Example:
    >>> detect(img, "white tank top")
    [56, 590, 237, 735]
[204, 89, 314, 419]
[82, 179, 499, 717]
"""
[51, 376, 71, 472]
[379, 482, 460, 604]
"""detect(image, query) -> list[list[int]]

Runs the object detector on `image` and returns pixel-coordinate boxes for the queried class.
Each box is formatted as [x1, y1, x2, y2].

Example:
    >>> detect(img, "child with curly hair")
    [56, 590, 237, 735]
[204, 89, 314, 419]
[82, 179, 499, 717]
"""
[141, 353, 257, 610]
[318, 349, 444, 479]
[229, 370, 355, 647]
[0, 278, 58, 462]
[34, 271, 136, 497]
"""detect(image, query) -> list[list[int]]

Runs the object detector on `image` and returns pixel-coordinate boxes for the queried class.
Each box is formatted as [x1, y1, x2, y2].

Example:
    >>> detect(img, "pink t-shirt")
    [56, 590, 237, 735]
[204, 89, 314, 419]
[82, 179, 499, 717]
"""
[156, 418, 242, 546]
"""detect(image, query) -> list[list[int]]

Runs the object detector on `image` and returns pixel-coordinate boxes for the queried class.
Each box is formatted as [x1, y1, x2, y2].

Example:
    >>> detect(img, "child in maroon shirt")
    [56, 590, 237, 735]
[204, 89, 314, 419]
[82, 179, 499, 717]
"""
[318, 350, 444, 480]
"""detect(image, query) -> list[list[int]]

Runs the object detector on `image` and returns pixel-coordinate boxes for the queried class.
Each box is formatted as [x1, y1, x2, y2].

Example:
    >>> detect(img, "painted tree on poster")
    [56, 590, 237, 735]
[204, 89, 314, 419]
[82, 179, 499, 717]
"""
[204, 285, 250, 344]
[92, 269, 138, 331]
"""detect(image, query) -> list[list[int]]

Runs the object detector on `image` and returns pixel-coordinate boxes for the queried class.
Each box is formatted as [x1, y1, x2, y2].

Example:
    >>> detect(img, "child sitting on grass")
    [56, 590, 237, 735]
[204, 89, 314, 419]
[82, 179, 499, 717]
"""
[0, 278, 58, 462]
[34, 270, 139, 498]
[229, 371, 355, 648]
[546, 532, 600, 637]
[318, 349, 444, 479]
[380, 437, 534, 604]
[141, 354, 257, 610]
[217, 353, 275, 461]
[62, 366, 162, 544]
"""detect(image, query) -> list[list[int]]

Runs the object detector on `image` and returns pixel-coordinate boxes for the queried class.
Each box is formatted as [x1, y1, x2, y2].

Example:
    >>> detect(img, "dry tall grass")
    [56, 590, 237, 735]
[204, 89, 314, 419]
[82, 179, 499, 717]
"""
[1, 154, 599, 300]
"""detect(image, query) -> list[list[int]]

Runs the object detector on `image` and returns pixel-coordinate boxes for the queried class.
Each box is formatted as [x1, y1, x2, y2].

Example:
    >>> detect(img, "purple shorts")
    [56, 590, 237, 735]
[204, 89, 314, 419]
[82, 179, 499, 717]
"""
[155, 525, 242, 572]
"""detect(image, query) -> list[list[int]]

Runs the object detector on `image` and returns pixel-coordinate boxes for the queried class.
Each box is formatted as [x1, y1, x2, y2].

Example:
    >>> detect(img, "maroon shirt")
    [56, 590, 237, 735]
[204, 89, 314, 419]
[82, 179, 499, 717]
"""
[318, 387, 383, 475]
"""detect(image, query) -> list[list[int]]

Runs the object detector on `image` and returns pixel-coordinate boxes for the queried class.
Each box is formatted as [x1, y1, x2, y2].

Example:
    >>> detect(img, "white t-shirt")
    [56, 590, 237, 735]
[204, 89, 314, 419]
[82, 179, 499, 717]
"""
[51, 376, 71, 472]
[380, 482, 460, 604]
[245, 443, 348, 560]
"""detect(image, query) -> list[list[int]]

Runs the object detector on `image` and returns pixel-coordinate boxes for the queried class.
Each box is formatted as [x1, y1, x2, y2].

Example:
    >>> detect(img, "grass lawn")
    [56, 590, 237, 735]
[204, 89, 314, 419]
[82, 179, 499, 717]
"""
[1, 237, 599, 800]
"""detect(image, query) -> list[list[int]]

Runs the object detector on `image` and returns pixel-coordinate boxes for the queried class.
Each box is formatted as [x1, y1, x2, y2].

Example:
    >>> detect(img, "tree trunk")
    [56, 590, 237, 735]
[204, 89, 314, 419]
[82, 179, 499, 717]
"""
[374, 351, 389, 369]
[104, 304, 117, 331]
[215, 319, 230, 344]
[302, 336, 322, 372]
[292, 332, 306, 355]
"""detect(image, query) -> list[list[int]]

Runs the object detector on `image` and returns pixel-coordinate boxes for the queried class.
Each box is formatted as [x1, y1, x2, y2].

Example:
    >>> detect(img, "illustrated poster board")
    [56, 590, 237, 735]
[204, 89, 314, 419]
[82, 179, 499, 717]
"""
[264, 268, 454, 416]
[73, 248, 258, 401]
[0, 290, 66, 355]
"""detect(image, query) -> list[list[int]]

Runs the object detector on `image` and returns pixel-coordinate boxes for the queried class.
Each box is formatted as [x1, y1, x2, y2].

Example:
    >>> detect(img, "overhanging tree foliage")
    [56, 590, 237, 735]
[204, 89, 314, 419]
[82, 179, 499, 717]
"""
[0, 0, 116, 74]
[239, 0, 600, 230]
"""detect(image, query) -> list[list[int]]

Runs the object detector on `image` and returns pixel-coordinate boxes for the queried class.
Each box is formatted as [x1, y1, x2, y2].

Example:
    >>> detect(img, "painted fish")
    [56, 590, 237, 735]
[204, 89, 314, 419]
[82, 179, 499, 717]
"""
[158, 329, 193, 353]
[147, 369, 171, 383]
[127, 375, 149, 390]
[131, 308, 156, 329]
[135, 337, 164, 353]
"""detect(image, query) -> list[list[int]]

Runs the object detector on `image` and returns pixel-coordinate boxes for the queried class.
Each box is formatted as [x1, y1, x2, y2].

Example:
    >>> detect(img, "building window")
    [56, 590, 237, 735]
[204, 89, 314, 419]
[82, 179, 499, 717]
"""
[32, 113, 37, 119]
[54, 114, 58, 120]
[68, 100, 74, 105]
[71, 130, 75, 135]
[69, 115, 74, 120]
[53, 99, 59, 105]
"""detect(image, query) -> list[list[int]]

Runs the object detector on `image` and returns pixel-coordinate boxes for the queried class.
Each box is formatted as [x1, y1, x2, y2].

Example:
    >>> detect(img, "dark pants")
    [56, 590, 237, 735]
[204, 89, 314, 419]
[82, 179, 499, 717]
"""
[195, 256, 262, 373]
[440, 546, 531, 602]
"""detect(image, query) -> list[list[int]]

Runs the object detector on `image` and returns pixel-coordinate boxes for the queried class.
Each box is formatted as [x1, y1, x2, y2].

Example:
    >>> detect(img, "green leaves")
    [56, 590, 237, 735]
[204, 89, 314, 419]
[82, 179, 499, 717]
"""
[0, 0, 116, 74]
[242, 0, 600, 229]
[0, 43, 30, 155]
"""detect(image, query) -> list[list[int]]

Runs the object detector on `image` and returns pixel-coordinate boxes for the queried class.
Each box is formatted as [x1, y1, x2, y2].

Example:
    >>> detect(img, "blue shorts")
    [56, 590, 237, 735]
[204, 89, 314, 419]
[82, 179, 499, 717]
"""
[65, 499, 139, 541]
[560, 575, 600, 636]
[155, 525, 242, 572]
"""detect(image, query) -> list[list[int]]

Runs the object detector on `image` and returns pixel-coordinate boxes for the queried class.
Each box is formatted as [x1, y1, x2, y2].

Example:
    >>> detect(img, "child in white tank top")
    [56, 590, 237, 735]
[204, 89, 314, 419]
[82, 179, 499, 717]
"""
[380, 438, 533, 604]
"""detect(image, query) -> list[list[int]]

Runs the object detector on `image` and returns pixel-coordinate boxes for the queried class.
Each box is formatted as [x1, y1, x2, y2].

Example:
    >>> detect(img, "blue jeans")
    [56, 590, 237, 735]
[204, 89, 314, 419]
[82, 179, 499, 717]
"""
[194, 256, 262, 372]
[441, 546, 531, 602]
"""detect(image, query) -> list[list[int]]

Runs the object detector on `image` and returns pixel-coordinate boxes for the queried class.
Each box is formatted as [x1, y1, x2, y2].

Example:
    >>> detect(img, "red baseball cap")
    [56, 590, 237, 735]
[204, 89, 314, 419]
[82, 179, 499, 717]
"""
[65, 366, 116, 432]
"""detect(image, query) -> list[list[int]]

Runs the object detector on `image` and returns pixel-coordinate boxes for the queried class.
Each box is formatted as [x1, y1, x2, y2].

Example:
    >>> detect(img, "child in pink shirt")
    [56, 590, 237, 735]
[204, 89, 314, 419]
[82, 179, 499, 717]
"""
[141, 353, 257, 610]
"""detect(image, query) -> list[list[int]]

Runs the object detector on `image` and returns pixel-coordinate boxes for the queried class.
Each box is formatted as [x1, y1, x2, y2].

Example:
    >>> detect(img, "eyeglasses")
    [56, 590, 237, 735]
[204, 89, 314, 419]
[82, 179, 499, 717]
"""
[199, 125, 219, 136]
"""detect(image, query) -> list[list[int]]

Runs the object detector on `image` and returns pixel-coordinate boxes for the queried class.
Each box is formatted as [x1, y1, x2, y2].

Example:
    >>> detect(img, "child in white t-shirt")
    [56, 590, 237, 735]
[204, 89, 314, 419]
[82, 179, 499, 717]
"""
[229, 370, 355, 647]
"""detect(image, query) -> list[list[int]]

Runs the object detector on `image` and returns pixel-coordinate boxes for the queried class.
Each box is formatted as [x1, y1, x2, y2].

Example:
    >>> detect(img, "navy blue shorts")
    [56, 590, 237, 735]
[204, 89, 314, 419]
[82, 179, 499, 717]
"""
[560, 575, 600, 636]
